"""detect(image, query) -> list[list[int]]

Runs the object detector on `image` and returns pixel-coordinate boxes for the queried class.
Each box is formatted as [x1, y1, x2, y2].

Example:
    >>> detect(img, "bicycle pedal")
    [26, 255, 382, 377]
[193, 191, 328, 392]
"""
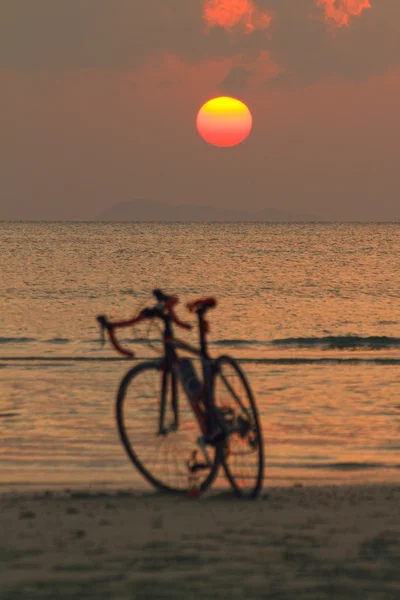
[205, 427, 226, 446]
[189, 463, 210, 472]
[237, 416, 251, 438]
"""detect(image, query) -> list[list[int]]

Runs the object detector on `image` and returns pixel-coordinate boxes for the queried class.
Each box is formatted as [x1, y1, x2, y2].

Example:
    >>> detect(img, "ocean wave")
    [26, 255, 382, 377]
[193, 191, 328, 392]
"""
[212, 339, 269, 347]
[0, 412, 20, 419]
[271, 335, 400, 350]
[269, 461, 398, 471]
[0, 337, 36, 344]
[214, 336, 400, 350]
[239, 357, 400, 365]
[84, 338, 160, 345]
[2, 334, 400, 357]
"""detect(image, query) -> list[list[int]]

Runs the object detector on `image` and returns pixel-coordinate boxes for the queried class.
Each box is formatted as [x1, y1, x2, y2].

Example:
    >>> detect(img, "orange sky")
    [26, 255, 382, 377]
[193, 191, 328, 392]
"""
[317, 0, 371, 27]
[0, 1, 399, 221]
[203, 0, 371, 31]
[203, 0, 272, 33]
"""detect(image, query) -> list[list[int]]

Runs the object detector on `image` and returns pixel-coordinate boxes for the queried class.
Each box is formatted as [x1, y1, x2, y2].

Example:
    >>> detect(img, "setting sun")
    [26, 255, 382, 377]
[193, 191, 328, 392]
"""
[196, 97, 253, 148]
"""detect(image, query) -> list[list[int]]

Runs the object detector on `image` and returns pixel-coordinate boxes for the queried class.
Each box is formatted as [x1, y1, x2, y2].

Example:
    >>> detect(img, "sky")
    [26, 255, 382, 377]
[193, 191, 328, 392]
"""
[1, 0, 399, 221]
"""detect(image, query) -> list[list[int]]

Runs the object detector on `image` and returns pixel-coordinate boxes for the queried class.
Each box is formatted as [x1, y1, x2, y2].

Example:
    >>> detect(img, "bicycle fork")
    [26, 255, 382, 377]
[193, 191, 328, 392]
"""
[157, 368, 177, 435]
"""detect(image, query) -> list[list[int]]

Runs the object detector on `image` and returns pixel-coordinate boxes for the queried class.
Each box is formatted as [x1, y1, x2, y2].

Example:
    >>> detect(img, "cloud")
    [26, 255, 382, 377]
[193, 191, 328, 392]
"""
[0, 0, 399, 88]
[203, 0, 272, 34]
[316, 0, 371, 28]
[263, 0, 400, 85]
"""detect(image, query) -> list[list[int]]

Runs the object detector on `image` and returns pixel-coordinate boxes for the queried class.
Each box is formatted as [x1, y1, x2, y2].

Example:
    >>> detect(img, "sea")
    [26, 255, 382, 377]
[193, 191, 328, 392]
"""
[1, 222, 400, 490]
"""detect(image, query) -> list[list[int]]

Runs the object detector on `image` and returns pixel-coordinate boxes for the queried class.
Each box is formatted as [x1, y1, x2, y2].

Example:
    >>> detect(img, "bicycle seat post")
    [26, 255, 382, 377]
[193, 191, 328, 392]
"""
[197, 308, 209, 359]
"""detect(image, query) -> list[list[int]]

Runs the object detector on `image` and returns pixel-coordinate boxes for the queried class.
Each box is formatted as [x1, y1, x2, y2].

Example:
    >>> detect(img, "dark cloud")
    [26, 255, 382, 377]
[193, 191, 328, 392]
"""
[0, 1, 399, 85]
[261, 0, 400, 85]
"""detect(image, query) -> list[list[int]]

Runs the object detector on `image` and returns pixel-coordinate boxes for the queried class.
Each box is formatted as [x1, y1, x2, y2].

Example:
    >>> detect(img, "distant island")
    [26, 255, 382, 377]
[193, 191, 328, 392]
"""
[95, 199, 317, 222]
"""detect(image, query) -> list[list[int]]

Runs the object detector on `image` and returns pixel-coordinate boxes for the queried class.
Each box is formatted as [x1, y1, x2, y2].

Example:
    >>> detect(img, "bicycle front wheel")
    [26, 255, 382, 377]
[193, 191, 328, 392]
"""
[213, 356, 264, 498]
[116, 361, 220, 493]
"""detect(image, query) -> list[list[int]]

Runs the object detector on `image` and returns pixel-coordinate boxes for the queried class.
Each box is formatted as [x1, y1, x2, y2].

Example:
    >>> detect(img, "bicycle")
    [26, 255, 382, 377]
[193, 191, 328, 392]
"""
[97, 289, 264, 498]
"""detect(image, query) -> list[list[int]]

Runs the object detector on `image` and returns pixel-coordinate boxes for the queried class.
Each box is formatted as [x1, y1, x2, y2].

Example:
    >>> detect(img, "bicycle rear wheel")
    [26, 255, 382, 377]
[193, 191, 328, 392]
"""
[213, 356, 264, 498]
[116, 361, 221, 493]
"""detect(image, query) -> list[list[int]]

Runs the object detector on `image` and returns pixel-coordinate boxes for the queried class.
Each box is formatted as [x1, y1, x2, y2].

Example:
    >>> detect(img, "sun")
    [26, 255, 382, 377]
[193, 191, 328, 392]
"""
[196, 97, 252, 148]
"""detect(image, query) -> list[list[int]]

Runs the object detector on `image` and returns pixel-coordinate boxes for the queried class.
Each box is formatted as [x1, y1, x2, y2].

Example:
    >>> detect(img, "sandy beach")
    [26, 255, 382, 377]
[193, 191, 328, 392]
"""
[1, 484, 399, 599]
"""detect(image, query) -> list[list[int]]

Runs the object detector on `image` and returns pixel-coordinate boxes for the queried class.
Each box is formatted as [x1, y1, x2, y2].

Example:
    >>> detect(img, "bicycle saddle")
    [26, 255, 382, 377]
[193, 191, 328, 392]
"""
[187, 297, 217, 313]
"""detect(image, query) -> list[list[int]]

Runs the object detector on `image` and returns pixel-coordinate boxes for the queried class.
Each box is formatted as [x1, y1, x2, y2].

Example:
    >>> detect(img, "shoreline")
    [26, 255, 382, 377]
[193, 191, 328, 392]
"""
[2, 483, 400, 599]
[1, 479, 399, 493]
[1, 465, 399, 494]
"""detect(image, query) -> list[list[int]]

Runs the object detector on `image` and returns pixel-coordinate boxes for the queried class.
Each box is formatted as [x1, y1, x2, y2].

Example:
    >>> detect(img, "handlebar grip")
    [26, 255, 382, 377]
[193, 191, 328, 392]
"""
[96, 315, 135, 358]
[153, 289, 170, 303]
[97, 315, 110, 329]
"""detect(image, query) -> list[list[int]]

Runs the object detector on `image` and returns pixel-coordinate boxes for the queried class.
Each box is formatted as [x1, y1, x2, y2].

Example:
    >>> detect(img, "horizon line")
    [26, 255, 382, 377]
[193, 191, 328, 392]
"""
[1, 219, 400, 225]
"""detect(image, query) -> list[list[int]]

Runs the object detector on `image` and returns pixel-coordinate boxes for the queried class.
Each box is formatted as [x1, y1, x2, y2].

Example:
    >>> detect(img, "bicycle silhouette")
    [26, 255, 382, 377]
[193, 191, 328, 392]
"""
[97, 289, 264, 498]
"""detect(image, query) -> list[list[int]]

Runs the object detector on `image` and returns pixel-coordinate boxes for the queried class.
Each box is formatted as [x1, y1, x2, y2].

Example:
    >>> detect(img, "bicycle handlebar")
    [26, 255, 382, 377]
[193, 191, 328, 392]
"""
[97, 290, 192, 357]
[153, 288, 172, 303]
[97, 314, 143, 358]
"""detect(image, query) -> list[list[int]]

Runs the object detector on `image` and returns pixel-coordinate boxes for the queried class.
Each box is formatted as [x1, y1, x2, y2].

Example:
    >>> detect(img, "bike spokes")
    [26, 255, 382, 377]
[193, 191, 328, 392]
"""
[117, 362, 221, 493]
[214, 356, 264, 498]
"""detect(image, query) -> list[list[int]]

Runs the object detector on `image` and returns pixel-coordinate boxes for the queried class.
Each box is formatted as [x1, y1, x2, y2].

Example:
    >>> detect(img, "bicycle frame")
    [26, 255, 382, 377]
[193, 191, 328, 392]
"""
[159, 310, 215, 438]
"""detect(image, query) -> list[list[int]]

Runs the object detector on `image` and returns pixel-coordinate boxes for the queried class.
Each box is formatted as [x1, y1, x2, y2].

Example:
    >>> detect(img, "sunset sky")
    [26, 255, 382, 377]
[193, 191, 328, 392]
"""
[1, 1, 399, 221]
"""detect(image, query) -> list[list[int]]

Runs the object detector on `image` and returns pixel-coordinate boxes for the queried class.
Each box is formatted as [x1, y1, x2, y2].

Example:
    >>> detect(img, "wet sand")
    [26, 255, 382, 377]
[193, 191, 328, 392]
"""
[1, 485, 400, 599]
